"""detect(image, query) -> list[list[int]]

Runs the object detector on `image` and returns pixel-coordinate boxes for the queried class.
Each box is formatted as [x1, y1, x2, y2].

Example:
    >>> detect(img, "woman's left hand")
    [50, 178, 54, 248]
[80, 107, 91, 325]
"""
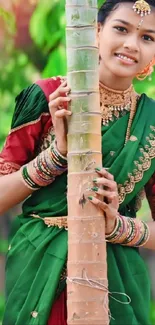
[88, 168, 119, 235]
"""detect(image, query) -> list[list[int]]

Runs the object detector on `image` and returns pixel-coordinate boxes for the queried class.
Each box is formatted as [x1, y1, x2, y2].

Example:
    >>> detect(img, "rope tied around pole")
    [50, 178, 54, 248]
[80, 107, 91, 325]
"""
[67, 268, 131, 321]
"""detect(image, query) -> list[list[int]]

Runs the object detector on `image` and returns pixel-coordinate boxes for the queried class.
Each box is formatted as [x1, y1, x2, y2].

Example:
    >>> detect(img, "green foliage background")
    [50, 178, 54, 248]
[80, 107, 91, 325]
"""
[0, 0, 155, 323]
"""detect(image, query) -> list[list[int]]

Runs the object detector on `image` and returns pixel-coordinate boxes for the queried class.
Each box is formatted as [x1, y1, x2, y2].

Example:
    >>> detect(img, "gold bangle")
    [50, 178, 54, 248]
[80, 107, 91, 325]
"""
[105, 213, 120, 239]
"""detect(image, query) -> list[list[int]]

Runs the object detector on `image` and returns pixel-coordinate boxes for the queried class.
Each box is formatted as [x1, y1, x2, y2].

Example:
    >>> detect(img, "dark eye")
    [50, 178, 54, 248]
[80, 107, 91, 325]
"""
[114, 26, 127, 33]
[142, 35, 154, 42]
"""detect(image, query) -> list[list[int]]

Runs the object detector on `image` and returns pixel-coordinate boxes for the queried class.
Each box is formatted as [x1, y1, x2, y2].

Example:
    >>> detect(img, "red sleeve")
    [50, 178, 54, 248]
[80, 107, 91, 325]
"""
[0, 77, 62, 175]
[36, 76, 66, 101]
[0, 114, 50, 175]
[145, 174, 155, 221]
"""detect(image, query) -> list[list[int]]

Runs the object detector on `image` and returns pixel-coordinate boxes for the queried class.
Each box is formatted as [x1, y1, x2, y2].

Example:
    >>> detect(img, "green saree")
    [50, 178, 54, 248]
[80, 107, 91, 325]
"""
[2, 82, 155, 325]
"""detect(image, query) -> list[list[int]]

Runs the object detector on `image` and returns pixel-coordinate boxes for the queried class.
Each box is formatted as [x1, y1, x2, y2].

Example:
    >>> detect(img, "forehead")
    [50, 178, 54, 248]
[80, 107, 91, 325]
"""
[106, 2, 155, 29]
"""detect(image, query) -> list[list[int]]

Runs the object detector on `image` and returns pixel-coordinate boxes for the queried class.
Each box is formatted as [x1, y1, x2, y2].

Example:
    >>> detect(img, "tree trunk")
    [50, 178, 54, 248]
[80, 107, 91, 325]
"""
[66, 1, 109, 324]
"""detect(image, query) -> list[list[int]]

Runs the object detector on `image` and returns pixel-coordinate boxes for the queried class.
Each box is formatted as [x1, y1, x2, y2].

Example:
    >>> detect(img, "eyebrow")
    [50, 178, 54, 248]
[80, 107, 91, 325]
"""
[113, 19, 155, 34]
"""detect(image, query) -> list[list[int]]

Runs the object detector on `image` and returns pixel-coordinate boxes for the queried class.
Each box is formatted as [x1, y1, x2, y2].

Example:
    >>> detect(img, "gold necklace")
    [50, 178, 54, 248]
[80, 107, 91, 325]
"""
[99, 82, 138, 144]
[124, 90, 138, 144]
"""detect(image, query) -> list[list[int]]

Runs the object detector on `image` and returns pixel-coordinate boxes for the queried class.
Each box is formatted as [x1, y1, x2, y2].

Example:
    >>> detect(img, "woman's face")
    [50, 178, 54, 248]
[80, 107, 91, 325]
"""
[98, 2, 155, 82]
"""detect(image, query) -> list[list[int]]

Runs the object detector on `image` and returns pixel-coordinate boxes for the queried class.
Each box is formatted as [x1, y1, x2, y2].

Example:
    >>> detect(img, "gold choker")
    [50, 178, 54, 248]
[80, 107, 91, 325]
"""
[99, 82, 139, 144]
[99, 82, 138, 126]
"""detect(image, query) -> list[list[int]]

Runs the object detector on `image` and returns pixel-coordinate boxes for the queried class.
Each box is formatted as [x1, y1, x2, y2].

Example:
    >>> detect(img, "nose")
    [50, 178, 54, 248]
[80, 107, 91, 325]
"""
[123, 36, 139, 53]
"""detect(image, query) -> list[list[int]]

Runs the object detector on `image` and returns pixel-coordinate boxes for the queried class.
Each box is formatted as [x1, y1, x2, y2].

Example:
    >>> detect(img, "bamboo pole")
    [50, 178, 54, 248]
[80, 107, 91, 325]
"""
[66, 1, 109, 324]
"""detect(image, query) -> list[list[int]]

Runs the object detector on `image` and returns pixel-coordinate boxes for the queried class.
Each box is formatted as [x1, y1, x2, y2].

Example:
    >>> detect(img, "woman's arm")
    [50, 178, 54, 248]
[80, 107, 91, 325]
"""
[0, 171, 32, 215]
[0, 80, 71, 216]
[88, 167, 155, 250]
[0, 84, 47, 214]
[0, 139, 68, 215]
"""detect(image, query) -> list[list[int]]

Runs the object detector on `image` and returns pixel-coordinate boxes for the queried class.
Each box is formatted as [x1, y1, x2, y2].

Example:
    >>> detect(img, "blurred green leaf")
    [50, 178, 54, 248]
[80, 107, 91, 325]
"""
[134, 69, 155, 98]
[150, 301, 155, 324]
[0, 7, 16, 35]
[0, 239, 8, 254]
[30, 1, 65, 51]
[0, 293, 5, 321]
[43, 45, 67, 77]
[98, 0, 105, 7]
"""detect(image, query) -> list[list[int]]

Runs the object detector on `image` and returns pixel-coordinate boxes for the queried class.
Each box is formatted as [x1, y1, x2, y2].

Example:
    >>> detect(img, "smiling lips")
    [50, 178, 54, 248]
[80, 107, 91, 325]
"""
[115, 53, 138, 64]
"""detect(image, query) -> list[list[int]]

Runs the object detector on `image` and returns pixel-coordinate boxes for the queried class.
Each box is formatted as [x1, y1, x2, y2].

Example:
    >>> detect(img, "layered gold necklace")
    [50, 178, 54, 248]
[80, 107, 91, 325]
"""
[99, 82, 139, 144]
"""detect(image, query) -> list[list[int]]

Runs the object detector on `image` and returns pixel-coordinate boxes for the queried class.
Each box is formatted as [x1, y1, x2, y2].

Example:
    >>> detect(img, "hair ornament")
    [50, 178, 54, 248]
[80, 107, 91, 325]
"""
[133, 0, 151, 16]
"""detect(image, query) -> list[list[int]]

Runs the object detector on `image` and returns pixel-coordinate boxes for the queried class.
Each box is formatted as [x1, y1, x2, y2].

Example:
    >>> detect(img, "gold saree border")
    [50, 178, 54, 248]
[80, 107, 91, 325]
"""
[9, 112, 50, 135]
[118, 125, 155, 204]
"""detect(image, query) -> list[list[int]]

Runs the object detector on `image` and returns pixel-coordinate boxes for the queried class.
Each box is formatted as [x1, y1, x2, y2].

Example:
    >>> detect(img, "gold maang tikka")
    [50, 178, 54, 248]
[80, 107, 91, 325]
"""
[133, 0, 151, 16]
[133, 0, 151, 29]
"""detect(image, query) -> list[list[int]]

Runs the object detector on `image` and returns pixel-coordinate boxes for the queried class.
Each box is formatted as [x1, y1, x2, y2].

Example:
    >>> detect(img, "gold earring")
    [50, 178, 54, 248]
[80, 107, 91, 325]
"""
[136, 58, 155, 80]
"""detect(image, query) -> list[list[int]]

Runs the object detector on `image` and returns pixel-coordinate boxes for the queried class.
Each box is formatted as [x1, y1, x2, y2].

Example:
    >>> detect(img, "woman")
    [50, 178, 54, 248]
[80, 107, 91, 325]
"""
[0, 0, 155, 324]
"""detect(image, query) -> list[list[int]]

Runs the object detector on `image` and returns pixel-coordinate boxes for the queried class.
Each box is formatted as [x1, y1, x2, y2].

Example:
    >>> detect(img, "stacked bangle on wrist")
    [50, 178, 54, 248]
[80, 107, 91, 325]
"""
[106, 214, 150, 248]
[21, 141, 67, 190]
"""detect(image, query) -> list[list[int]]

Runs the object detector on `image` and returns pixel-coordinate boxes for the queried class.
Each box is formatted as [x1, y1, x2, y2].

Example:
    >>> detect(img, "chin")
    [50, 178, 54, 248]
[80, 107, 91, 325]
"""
[110, 67, 136, 79]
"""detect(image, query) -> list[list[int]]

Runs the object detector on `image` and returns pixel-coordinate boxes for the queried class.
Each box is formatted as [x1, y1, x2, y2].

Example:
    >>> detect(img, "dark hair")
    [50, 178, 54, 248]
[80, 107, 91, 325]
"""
[98, 0, 155, 24]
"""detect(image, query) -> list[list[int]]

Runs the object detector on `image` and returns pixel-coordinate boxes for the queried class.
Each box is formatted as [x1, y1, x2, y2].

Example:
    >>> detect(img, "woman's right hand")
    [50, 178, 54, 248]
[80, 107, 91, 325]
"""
[48, 79, 71, 156]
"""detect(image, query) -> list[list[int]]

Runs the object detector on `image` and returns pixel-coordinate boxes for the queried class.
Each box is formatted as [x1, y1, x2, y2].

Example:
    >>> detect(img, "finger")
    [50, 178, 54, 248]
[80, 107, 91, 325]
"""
[49, 97, 71, 111]
[91, 187, 118, 201]
[93, 177, 117, 191]
[49, 84, 70, 101]
[111, 194, 120, 207]
[95, 167, 114, 180]
[58, 86, 71, 95]
[58, 76, 67, 84]
[59, 78, 67, 85]
[55, 109, 72, 118]
[88, 196, 109, 210]
[57, 79, 67, 88]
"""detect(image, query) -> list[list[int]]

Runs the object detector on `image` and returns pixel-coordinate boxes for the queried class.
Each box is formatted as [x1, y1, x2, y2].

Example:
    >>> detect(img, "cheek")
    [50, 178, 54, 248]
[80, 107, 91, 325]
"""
[99, 30, 113, 54]
[99, 39, 114, 58]
[139, 46, 155, 68]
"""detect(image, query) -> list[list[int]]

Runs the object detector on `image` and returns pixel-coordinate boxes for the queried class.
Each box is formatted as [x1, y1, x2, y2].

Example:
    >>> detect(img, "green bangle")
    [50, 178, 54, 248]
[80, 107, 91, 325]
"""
[21, 165, 40, 190]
